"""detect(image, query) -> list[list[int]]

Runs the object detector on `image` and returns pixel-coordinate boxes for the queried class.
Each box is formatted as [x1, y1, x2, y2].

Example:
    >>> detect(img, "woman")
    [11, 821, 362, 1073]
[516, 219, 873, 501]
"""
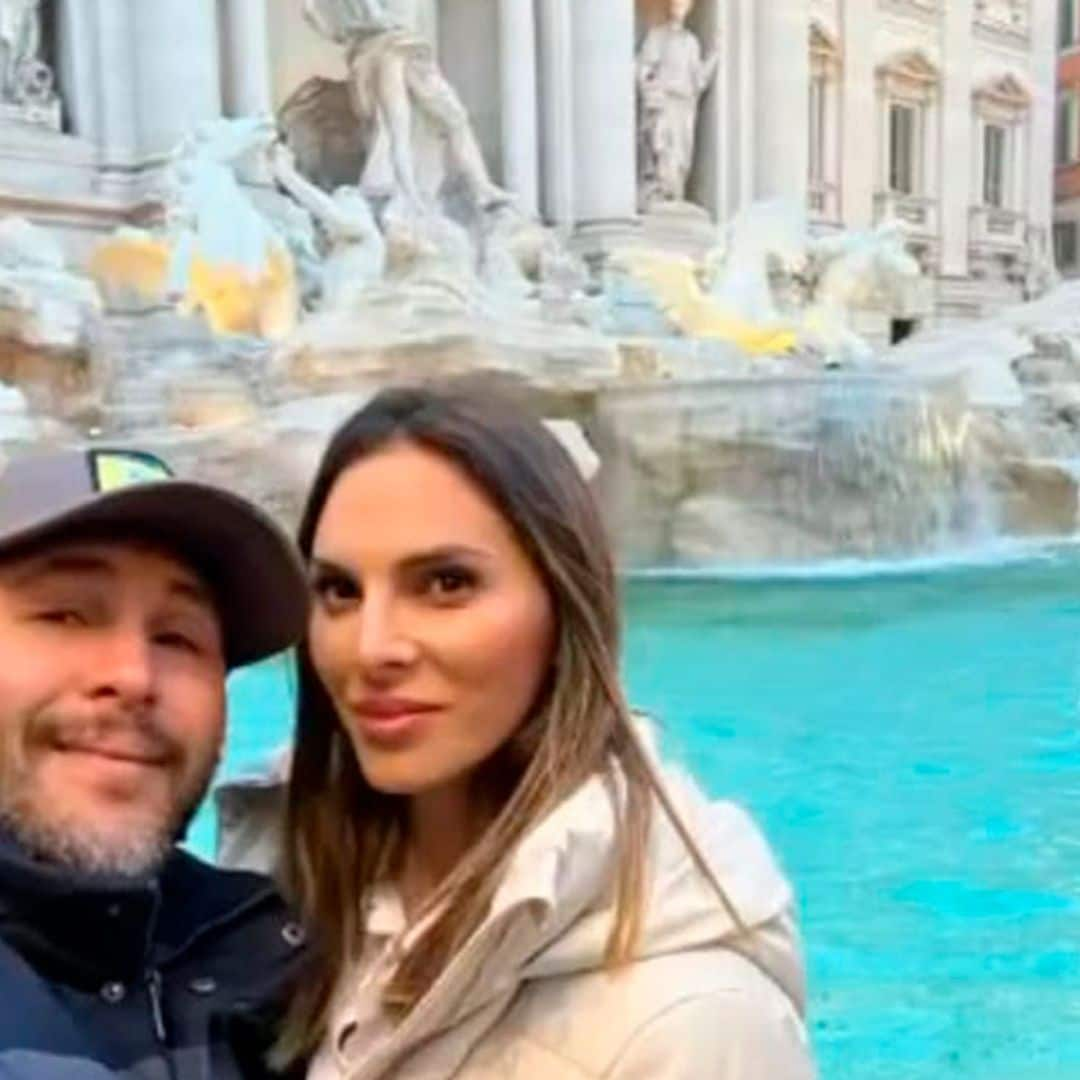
[235, 384, 814, 1078]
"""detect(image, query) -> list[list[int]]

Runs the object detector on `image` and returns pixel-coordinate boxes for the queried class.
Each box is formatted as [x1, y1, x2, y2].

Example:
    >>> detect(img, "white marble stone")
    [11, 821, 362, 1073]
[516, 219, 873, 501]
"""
[537, 0, 575, 231]
[130, 0, 223, 156]
[0, 216, 101, 351]
[571, 0, 637, 225]
[0, 0, 1058, 337]
[0, 382, 37, 440]
[221, 0, 275, 118]
[0, 0, 60, 129]
[498, 0, 540, 217]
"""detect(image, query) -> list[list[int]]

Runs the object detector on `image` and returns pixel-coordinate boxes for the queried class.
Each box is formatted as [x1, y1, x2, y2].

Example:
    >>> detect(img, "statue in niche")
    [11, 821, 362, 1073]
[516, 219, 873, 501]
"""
[300, 0, 509, 213]
[636, 0, 718, 208]
[0, 0, 58, 122]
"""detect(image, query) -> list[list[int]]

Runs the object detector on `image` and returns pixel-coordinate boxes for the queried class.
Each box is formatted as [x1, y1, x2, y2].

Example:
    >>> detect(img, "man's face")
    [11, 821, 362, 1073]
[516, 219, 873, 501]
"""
[0, 540, 227, 877]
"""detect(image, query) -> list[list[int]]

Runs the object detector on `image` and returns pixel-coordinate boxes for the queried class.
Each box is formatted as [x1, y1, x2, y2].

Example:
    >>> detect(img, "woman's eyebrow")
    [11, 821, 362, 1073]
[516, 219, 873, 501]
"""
[309, 547, 494, 576]
[398, 545, 494, 571]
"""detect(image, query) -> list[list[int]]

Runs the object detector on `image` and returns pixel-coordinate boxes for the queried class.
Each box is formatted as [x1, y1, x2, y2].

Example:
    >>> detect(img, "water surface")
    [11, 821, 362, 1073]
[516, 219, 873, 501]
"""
[197, 550, 1080, 1078]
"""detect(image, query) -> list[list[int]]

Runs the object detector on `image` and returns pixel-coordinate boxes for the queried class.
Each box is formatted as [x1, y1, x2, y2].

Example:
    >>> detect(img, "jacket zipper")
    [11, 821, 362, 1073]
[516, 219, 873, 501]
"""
[146, 969, 168, 1043]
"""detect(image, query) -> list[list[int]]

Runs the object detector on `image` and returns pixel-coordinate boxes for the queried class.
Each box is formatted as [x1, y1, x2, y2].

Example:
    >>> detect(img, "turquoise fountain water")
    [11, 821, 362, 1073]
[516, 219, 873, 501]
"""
[194, 547, 1080, 1079]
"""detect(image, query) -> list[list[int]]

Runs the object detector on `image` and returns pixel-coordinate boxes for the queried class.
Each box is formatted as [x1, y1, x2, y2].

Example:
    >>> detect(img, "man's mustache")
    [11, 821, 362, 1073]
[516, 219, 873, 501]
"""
[26, 710, 182, 766]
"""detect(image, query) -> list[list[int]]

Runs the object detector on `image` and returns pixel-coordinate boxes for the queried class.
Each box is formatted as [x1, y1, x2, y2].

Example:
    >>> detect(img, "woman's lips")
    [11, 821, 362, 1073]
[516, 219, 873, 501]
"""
[348, 700, 443, 746]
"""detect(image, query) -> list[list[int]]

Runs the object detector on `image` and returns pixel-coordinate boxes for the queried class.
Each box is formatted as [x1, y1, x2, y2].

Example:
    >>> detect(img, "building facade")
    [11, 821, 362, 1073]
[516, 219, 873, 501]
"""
[1055, 0, 1080, 275]
[0, 0, 1057, 328]
[809, 0, 1056, 326]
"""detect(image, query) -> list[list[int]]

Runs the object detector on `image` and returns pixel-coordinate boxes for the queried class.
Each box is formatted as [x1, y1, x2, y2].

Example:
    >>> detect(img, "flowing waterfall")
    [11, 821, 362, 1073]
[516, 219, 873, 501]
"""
[592, 372, 997, 567]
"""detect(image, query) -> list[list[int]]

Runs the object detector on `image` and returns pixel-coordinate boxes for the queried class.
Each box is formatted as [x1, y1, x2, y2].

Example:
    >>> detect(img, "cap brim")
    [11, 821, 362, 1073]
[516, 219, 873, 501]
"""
[0, 481, 308, 669]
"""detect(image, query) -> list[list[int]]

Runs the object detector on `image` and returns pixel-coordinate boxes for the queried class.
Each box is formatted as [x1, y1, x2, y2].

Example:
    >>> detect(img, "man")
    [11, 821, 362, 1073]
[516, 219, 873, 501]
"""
[0, 447, 309, 1078]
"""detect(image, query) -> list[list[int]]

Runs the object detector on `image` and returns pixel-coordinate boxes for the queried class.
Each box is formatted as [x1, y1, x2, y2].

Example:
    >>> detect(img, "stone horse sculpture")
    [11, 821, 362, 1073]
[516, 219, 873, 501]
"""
[613, 202, 925, 363]
[802, 220, 922, 362]
[91, 117, 299, 340]
[609, 248, 798, 356]
[705, 199, 809, 326]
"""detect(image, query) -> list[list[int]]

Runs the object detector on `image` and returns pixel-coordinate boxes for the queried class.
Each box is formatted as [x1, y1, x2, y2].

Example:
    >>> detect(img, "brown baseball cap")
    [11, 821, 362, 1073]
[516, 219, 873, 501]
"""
[0, 447, 308, 668]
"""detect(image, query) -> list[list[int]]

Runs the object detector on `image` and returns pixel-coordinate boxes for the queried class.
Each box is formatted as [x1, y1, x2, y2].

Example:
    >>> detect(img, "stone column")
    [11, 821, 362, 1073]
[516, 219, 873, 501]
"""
[840, 0, 875, 228]
[940, 0, 974, 277]
[131, 0, 222, 156]
[1028, 0, 1058, 246]
[690, 0, 730, 219]
[570, 0, 636, 226]
[92, 0, 138, 166]
[55, 0, 103, 143]
[752, 1, 808, 206]
[221, 0, 274, 118]
[538, 0, 574, 231]
[734, 0, 756, 212]
[498, 0, 540, 216]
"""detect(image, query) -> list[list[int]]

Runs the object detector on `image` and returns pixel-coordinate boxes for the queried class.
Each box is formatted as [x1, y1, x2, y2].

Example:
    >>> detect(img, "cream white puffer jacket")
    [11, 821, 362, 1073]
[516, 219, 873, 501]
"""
[217, 759, 816, 1079]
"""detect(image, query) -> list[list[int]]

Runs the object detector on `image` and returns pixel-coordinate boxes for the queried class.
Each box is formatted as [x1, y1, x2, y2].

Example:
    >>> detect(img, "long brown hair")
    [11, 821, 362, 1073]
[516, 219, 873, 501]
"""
[275, 383, 731, 1065]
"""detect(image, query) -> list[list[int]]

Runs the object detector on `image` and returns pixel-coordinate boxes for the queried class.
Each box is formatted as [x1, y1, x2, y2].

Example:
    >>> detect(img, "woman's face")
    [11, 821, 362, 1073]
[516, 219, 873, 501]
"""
[308, 442, 555, 798]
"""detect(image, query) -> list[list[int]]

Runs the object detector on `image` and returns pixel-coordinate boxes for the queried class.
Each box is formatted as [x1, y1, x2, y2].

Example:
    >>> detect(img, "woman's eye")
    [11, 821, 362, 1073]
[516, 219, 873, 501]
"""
[311, 572, 360, 608]
[425, 567, 477, 600]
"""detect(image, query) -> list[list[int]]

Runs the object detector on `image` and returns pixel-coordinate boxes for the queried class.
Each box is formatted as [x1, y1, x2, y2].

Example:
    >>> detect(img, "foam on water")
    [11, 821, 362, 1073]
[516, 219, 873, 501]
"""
[624, 535, 1075, 583]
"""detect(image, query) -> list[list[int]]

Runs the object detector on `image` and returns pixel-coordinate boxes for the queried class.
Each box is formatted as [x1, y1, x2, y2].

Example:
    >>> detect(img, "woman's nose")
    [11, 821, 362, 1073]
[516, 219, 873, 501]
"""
[354, 597, 420, 672]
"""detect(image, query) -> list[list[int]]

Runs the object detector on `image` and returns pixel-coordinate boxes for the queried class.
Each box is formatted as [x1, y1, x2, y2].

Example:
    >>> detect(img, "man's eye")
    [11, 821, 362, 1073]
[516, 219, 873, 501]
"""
[155, 631, 201, 654]
[35, 609, 86, 627]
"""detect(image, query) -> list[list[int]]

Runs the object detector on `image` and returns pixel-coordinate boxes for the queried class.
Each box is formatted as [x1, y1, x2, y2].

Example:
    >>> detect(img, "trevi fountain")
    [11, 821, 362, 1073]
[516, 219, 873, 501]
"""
[0, 0, 1072, 569]
[3, 5, 1080, 1078]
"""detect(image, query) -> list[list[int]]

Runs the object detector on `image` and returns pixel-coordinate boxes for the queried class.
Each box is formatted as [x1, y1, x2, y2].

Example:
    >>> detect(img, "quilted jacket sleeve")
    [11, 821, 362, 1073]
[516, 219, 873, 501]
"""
[602, 984, 817, 1080]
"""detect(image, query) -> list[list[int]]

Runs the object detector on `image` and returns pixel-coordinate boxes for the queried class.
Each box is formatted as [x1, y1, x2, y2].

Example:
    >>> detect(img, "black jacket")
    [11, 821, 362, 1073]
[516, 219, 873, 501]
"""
[0, 832, 306, 1079]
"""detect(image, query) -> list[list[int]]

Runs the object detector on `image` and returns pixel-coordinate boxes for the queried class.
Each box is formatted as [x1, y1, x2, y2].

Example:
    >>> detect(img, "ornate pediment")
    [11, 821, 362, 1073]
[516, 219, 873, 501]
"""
[810, 20, 842, 79]
[973, 72, 1031, 121]
[876, 50, 940, 101]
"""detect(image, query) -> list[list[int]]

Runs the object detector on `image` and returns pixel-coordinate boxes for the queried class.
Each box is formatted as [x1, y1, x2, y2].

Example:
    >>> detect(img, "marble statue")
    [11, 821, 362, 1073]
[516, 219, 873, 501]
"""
[0, 0, 39, 98]
[706, 199, 808, 326]
[270, 141, 386, 313]
[611, 202, 929, 363]
[302, 0, 508, 212]
[479, 204, 548, 303]
[1023, 224, 1058, 302]
[0, 0, 57, 125]
[91, 118, 298, 339]
[610, 247, 797, 355]
[163, 117, 298, 339]
[260, 194, 325, 311]
[803, 220, 921, 362]
[636, 0, 718, 208]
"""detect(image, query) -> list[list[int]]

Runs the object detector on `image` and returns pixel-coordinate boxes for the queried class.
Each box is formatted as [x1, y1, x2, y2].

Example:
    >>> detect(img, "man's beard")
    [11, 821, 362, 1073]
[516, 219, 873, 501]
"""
[0, 709, 221, 879]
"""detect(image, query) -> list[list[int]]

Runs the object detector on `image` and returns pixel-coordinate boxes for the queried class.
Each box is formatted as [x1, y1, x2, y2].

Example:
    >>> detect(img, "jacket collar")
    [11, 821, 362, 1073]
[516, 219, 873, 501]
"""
[0, 828, 277, 989]
[340, 763, 801, 1060]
